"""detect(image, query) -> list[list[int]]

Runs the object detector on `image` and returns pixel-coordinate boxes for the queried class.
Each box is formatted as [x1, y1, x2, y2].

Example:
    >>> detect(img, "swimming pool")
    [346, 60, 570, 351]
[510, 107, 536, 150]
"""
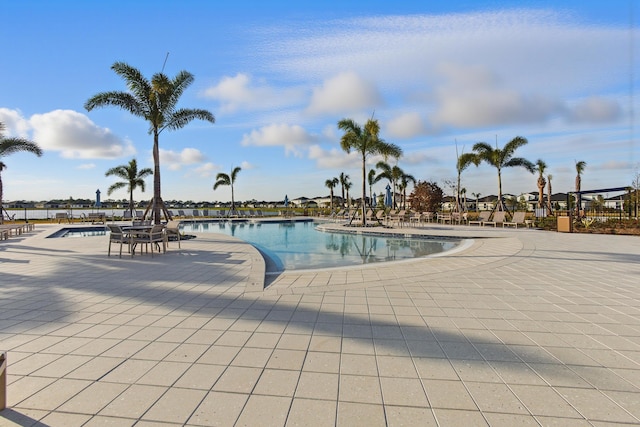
[47, 226, 107, 238]
[180, 220, 459, 273]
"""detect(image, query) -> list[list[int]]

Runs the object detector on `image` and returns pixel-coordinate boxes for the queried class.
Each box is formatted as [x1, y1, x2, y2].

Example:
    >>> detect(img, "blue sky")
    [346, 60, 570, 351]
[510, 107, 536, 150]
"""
[1, 0, 638, 204]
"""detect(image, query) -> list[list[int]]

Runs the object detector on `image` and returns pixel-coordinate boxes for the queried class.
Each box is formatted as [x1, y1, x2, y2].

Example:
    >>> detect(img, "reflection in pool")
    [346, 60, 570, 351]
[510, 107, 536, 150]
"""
[180, 221, 459, 273]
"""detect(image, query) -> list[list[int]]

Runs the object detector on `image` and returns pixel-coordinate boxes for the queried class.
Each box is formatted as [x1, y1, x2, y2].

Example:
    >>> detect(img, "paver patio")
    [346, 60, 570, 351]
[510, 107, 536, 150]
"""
[1, 220, 639, 426]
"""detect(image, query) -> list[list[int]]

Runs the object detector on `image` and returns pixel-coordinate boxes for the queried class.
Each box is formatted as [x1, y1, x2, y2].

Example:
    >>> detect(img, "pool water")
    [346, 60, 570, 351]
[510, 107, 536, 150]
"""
[47, 226, 107, 238]
[180, 221, 459, 272]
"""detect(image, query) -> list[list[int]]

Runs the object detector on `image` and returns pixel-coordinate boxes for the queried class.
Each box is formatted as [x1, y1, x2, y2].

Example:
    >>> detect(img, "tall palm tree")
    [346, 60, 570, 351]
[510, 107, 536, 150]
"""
[368, 169, 377, 206]
[338, 118, 402, 226]
[85, 62, 215, 224]
[344, 180, 352, 209]
[546, 174, 554, 214]
[105, 158, 153, 218]
[398, 171, 417, 210]
[460, 187, 467, 211]
[375, 162, 408, 209]
[214, 166, 241, 215]
[339, 172, 350, 208]
[472, 137, 535, 212]
[472, 192, 481, 211]
[575, 160, 587, 215]
[325, 177, 339, 211]
[456, 149, 479, 212]
[534, 159, 547, 211]
[0, 122, 43, 223]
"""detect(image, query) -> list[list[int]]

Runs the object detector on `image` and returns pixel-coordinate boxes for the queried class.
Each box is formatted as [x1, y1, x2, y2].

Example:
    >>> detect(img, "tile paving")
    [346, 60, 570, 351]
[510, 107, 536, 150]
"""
[0, 220, 639, 426]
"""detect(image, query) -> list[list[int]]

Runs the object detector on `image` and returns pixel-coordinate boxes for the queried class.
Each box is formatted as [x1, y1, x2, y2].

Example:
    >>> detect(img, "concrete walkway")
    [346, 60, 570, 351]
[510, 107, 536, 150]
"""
[1, 221, 639, 426]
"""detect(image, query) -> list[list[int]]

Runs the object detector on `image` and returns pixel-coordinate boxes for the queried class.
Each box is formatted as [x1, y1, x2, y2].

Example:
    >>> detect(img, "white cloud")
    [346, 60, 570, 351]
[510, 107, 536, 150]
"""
[77, 163, 96, 170]
[0, 108, 30, 138]
[567, 97, 623, 123]
[191, 162, 220, 178]
[402, 151, 438, 166]
[241, 123, 317, 156]
[306, 72, 382, 116]
[431, 63, 565, 128]
[202, 73, 305, 113]
[159, 147, 206, 171]
[386, 112, 427, 139]
[3, 109, 135, 159]
[308, 144, 358, 169]
[240, 161, 255, 170]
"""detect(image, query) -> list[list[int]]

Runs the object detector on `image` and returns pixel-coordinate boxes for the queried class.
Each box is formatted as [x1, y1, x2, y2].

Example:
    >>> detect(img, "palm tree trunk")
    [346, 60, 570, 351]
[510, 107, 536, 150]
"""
[231, 184, 235, 214]
[330, 188, 334, 210]
[361, 155, 367, 227]
[152, 130, 161, 224]
[497, 169, 504, 211]
[129, 189, 134, 219]
[0, 173, 4, 224]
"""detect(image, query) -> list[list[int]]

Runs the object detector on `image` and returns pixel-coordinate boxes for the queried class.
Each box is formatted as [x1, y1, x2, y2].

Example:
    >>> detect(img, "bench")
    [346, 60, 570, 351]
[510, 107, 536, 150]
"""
[85, 212, 105, 224]
[55, 212, 71, 223]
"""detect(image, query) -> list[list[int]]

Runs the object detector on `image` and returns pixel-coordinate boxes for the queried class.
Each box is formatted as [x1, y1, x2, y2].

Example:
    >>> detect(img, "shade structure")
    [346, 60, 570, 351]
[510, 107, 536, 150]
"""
[384, 184, 392, 207]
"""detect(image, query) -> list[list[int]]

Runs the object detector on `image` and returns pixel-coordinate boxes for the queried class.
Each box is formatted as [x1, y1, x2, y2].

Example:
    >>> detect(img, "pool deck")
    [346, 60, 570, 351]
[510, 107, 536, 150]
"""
[1, 220, 640, 426]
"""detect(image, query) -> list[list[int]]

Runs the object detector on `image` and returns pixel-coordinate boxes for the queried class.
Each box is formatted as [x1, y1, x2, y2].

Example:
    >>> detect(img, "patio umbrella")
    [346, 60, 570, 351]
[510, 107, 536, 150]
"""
[95, 189, 101, 208]
[384, 184, 392, 207]
[372, 192, 377, 207]
[284, 195, 289, 208]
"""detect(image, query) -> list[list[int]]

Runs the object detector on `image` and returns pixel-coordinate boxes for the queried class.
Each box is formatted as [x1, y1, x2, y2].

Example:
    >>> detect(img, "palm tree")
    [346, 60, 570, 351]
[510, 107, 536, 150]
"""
[105, 158, 153, 218]
[460, 187, 467, 211]
[546, 174, 554, 214]
[471, 137, 535, 212]
[534, 159, 547, 211]
[472, 192, 481, 211]
[375, 162, 407, 209]
[455, 149, 479, 212]
[325, 177, 339, 211]
[85, 62, 215, 224]
[344, 179, 352, 209]
[214, 166, 241, 215]
[398, 171, 417, 210]
[338, 118, 402, 226]
[368, 169, 377, 206]
[339, 172, 349, 208]
[0, 122, 43, 223]
[575, 160, 587, 215]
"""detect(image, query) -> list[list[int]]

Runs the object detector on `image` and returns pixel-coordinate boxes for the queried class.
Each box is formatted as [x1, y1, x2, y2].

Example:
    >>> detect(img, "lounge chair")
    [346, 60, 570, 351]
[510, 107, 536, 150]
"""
[483, 211, 505, 227]
[468, 211, 490, 226]
[503, 211, 528, 228]
[107, 224, 130, 258]
[165, 220, 182, 248]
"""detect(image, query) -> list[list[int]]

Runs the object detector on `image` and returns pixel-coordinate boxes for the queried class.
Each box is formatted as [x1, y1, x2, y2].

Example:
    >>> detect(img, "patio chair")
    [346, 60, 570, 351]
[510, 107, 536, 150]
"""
[130, 224, 167, 257]
[107, 224, 130, 258]
[503, 211, 528, 228]
[437, 212, 452, 224]
[165, 220, 182, 248]
[483, 210, 505, 227]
